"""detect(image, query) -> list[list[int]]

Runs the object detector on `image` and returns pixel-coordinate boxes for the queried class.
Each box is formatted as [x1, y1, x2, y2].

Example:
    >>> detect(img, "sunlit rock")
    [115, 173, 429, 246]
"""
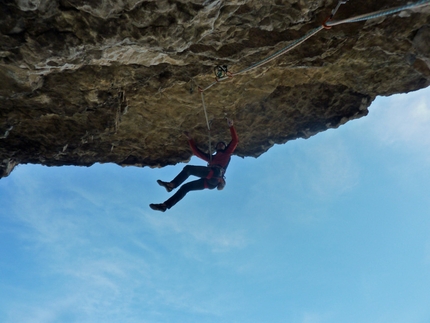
[1, 0, 429, 177]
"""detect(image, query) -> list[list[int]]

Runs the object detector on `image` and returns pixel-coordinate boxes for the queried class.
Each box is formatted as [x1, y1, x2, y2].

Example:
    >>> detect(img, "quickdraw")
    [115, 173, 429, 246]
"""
[214, 65, 232, 80]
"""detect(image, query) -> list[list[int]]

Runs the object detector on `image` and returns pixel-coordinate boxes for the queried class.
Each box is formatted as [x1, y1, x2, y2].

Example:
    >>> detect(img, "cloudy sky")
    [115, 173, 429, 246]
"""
[1, 86, 430, 323]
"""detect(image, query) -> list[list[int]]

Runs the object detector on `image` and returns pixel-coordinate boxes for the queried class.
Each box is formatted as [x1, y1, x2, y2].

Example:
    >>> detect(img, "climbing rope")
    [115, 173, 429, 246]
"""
[197, 0, 430, 92]
[326, 0, 430, 26]
[200, 91, 213, 160]
[201, 91, 211, 131]
[322, 0, 350, 29]
[195, 0, 430, 158]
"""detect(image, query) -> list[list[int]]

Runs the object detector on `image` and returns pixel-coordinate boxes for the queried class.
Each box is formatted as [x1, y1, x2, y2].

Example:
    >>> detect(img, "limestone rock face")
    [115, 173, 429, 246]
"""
[1, 0, 430, 177]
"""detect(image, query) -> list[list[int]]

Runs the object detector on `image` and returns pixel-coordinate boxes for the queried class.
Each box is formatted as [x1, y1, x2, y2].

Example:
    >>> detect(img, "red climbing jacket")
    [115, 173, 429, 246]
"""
[188, 125, 239, 188]
[188, 125, 238, 167]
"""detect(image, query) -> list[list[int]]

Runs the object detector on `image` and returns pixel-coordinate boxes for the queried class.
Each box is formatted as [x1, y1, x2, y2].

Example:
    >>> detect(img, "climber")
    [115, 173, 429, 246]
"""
[149, 118, 238, 212]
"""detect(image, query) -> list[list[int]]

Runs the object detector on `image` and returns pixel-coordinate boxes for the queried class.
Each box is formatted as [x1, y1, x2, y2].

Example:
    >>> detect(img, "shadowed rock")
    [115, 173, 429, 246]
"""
[1, 0, 430, 178]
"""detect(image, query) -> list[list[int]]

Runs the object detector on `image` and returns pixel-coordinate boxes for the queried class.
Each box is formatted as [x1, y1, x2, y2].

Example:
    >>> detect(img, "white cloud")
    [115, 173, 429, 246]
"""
[291, 136, 360, 201]
[154, 288, 222, 316]
[5, 300, 73, 323]
[2, 166, 246, 323]
[141, 207, 248, 253]
[425, 241, 430, 265]
[1, 172, 157, 323]
[301, 311, 334, 323]
[369, 87, 430, 152]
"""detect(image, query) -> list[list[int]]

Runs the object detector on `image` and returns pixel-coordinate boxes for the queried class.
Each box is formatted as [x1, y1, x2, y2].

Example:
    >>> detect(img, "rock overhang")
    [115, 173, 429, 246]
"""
[1, 0, 430, 178]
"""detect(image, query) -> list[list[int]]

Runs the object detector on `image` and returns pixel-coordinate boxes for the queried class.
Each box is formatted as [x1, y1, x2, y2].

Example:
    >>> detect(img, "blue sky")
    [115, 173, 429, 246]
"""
[1, 86, 430, 323]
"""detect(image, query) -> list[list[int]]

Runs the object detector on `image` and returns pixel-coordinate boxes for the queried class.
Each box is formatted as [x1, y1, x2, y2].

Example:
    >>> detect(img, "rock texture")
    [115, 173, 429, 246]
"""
[1, 0, 430, 178]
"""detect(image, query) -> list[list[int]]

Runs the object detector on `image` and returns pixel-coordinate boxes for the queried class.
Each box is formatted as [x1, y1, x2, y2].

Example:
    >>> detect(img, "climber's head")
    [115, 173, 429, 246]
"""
[215, 141, 226, 152]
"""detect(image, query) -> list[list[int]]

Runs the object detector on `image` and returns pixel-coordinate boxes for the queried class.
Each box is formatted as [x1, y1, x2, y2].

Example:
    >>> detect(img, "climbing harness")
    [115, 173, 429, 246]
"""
[197, 0, 430, 92]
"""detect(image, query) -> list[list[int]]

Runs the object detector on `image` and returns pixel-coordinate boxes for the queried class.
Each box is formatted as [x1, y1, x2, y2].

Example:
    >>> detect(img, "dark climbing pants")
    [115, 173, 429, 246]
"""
[164, 165, 218, 209]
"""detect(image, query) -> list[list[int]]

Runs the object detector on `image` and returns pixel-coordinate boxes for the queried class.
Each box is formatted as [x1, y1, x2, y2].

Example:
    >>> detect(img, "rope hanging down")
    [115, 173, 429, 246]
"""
[197, 0, 430, 93]
[200, 91, 213, 160]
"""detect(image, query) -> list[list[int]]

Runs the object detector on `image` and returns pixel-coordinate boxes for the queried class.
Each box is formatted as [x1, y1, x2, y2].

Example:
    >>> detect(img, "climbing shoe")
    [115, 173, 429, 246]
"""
[157, 180, 174, 193]
[150, 203, 167, 212]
